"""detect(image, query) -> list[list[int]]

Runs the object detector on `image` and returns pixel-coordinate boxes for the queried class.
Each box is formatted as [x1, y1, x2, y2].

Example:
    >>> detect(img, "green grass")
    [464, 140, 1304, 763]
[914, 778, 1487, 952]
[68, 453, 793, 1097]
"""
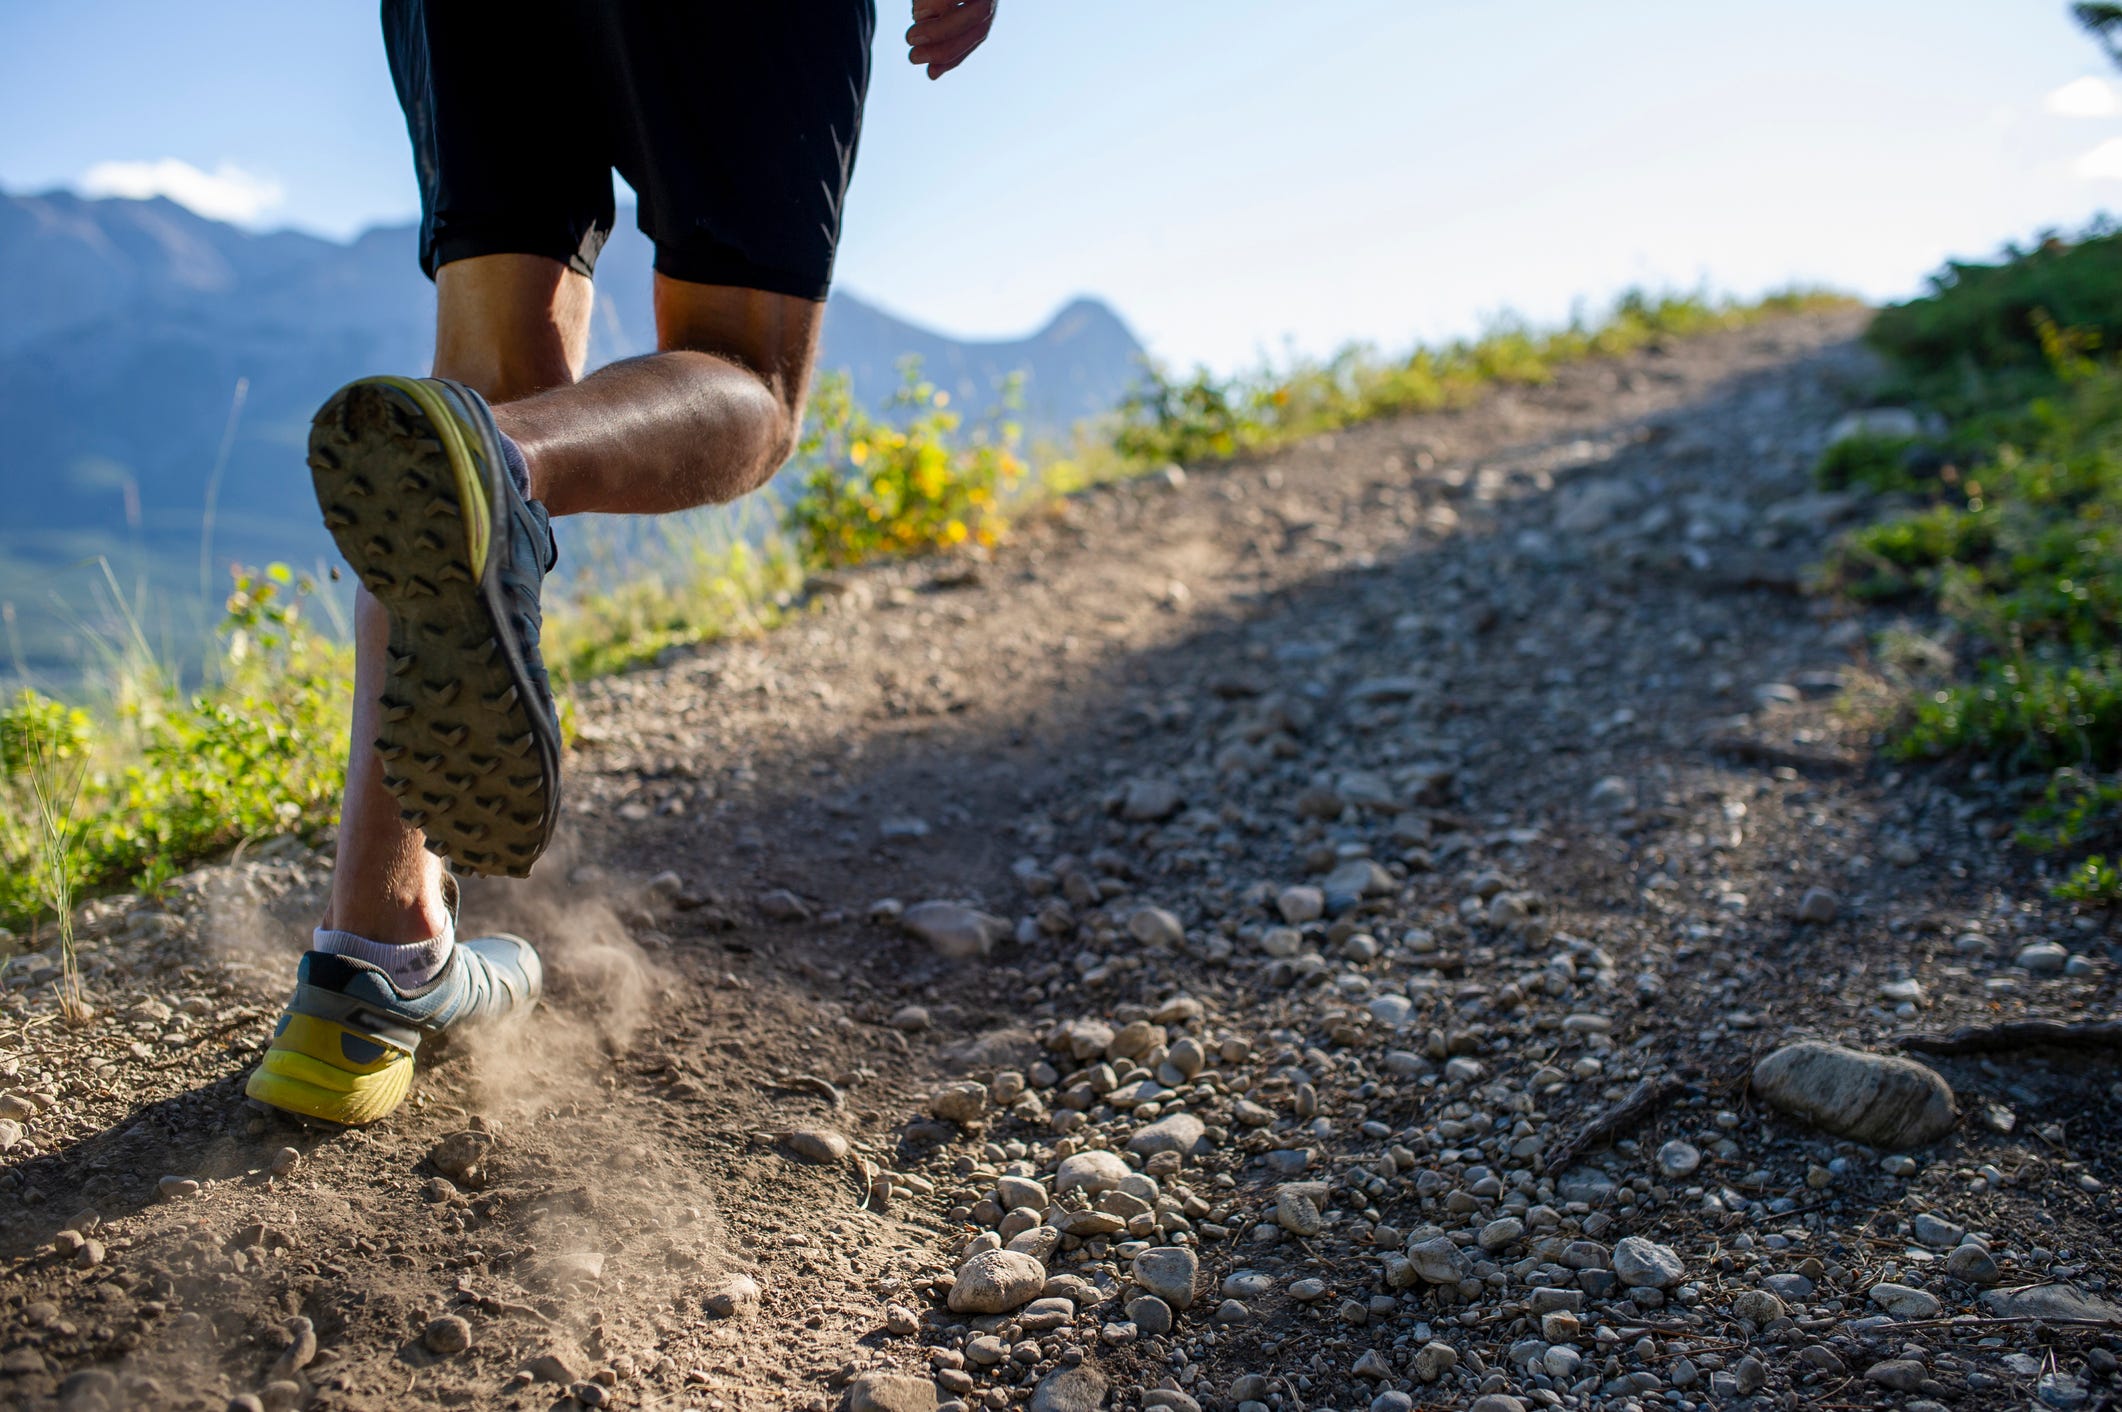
[0, 285, 1853, 939]
[1824, 223, 2122, 902]
[1107, 288, 1851, 470]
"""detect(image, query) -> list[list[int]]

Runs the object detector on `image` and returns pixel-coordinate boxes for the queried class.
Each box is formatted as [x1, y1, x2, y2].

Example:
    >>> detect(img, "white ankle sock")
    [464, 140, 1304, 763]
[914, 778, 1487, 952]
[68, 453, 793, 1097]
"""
[313, 923, 456, 989]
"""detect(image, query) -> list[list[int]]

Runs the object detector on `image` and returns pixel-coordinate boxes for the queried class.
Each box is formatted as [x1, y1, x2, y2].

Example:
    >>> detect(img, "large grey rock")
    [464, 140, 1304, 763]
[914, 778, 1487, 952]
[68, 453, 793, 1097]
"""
[948, 1250, 1047, 1314]
[1752, 1041, 1956, 1149]
[901, 902, 1010, 959]
[1979, 1283, 2122, 1324]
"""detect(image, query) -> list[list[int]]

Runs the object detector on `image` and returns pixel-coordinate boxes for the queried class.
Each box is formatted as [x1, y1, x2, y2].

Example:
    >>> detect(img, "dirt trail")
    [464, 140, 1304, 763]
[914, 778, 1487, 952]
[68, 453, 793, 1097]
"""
[6, 308, 2120, 1412]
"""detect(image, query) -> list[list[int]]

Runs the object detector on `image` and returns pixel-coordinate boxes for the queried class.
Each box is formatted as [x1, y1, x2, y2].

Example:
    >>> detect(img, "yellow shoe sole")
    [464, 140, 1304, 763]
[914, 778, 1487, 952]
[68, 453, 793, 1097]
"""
[245, 1011, 415, 1127]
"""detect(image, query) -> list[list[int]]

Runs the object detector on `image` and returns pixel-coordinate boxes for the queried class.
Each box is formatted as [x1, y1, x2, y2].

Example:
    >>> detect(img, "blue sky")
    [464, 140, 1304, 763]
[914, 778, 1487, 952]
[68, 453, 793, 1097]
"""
[4, 2, 2120, 371]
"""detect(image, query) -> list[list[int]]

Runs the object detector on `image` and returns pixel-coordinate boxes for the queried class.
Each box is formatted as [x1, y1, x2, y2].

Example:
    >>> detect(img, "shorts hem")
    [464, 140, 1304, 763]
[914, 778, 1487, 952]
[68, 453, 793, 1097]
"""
[651, 245, 831, 302]
[427, 228, 605, 283]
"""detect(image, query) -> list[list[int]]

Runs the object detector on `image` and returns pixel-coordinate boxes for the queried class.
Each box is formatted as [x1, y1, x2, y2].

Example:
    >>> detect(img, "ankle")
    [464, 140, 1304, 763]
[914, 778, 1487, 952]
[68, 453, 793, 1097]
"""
[324, 877, 453, 944]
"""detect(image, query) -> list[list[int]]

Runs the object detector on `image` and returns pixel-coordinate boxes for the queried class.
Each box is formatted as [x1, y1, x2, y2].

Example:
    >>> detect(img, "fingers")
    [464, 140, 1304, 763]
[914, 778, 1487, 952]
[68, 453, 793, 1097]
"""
[907, 0, 994, 78]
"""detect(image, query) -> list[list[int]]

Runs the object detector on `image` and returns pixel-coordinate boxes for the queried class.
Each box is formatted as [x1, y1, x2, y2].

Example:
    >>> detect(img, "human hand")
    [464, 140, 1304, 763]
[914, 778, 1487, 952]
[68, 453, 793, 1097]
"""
[907, 0, 996, 80]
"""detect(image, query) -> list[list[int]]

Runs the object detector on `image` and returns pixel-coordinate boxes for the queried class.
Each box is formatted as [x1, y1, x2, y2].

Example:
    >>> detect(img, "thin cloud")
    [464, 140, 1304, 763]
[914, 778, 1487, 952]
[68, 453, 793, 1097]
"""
[76, 158, 284, 223]
[2047, 75, 2122, 118]
[2076, 136, 2122, 181]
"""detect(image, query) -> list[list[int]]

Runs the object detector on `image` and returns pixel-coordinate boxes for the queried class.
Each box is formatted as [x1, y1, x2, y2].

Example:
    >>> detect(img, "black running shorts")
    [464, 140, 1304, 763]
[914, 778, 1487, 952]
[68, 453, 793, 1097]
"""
[382, 0, 875, 300]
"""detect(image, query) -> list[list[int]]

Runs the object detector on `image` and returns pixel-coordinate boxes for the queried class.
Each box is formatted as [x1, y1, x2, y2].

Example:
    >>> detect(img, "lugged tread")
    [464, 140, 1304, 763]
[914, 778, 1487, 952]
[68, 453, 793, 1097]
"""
[308, 379, 556, 876]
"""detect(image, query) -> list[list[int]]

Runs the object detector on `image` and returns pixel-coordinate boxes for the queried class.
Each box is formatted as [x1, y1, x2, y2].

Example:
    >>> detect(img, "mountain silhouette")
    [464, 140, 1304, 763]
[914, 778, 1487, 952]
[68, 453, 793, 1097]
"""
[0, 188, 1146, 679]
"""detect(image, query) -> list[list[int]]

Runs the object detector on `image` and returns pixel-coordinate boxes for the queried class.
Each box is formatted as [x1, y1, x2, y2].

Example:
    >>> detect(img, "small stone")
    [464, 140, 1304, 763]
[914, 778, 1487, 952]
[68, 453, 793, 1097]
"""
[1120, 778, 1184, 822]
[1946, 1243, 2000, 1284]
[1369, 1393, 1414, 1412]
[902, 901, 1010, 959]
[1405, 1236, 1472, 1285]
[704, 1272, 762, 1318]
[428, 1130, 493, 1186]
[890, 1005, 932, 1031]
[156, 1175, 200, 1201]
[1127, 1294, 1174, 1336]
[1732, 1289, 1785, 1323]
[929, 1082, 989, 1125]
[848, 1371, 941, 1412]
[227, 1397, 265, 1412]
[949, 1250, 1047, 1314]
[2016, 942, 2069, 975]
[1469, 1396, 1526, 1412]
[1128, 907, 1185, 948]
[1276, 886, 1325, 924]
[1131, 1246, 1199, 1309]
[1413, 1341, 1458, 1381]
[1656, 1139, 1701, 1178]
[783, 1128, 850, 1164]
[1911, 1213, 1965, 1249]
[422, 1315, 473, 1355]
[1867, 1359, 1927, 1392]
[1054, 1150, 1131, 1196]
[1213, 1298, 1249, 1322]
[1751, 1041, 1957, 1149]
[1030, 1364, 1108, 1412]
[1288, 1277, 1328, 1301]
[1795, 887, 1839, 924]
[1868, 1282, 1942, 1319]
[527, 1353, 578, 1384]
[1612, 1236, 1686, 1289]
[1734, 1355, 1768, 1395]
[1126, 1112, 1204, 1160]
[885, 1303, 921, 1335]
[268, 1146, 301, 1177]
[757, 888, 810, 921]
[1476, 1217, 1524, 1252]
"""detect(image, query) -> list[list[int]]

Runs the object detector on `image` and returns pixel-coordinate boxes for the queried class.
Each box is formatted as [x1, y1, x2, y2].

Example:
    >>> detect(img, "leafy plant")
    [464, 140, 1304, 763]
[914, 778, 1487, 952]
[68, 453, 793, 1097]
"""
[1827, 222, 2122, 902]
[0, 564, 349, 932]
[785, 365, 1025, 570]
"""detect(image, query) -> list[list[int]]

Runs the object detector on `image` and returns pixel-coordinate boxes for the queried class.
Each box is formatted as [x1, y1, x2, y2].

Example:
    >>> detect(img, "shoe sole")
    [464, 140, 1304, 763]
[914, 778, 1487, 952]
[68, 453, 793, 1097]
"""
[245, 1012, 415, 1126]
[309, 377, 558, 877]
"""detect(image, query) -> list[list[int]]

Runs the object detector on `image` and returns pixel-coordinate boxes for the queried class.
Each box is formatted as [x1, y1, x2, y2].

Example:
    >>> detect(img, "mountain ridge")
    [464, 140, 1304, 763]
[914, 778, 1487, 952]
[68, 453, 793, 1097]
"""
[0, 188, 1146, 678]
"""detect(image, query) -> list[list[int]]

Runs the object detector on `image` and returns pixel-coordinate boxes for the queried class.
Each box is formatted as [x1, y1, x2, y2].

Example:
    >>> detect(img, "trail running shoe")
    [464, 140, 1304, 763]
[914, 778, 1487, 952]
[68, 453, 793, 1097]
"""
[245, 929, 543, 1125]
[309, 375, 561, 877]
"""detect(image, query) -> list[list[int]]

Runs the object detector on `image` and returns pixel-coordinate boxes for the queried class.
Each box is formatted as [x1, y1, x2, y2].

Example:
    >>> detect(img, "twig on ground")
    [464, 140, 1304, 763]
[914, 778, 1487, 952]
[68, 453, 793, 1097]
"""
[1705, 733, 1858, 775]
[1896, 1020, 2122, 1056]
[1543, 1074, 1693, 1174]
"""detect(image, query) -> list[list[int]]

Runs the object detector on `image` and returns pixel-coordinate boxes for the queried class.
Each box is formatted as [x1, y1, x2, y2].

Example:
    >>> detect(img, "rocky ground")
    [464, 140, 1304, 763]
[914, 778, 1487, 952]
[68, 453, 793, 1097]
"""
[3, 307, 2118, 1412]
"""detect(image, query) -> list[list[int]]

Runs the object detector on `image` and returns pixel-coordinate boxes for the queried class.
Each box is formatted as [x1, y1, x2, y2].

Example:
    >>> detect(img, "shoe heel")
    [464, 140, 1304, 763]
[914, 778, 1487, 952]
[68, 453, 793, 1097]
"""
[245, 1012, 415, 1126]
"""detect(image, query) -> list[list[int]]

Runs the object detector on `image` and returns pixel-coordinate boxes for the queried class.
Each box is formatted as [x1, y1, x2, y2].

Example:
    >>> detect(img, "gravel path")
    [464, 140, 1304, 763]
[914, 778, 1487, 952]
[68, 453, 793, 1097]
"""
[4, 307, 2118, 1412]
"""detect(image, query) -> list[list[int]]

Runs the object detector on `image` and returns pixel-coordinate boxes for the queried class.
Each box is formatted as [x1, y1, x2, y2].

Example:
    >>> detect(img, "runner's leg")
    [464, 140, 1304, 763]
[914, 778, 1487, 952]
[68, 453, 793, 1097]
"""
[494, 278, 824, 518]
[321, 254, 591, 941]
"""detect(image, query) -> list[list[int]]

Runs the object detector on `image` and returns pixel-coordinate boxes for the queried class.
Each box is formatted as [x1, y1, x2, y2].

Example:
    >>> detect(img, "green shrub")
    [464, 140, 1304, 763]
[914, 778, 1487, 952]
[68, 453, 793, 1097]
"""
[1868, 225, 2122, 413]
[1816, 433, 1924, 494]
[0, 565, 348, 931]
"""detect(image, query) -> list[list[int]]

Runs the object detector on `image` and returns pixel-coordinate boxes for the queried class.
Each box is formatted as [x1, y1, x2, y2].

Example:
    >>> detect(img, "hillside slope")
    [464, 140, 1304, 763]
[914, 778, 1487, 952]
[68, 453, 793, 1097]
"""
[2, 308, 2113, 1412]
